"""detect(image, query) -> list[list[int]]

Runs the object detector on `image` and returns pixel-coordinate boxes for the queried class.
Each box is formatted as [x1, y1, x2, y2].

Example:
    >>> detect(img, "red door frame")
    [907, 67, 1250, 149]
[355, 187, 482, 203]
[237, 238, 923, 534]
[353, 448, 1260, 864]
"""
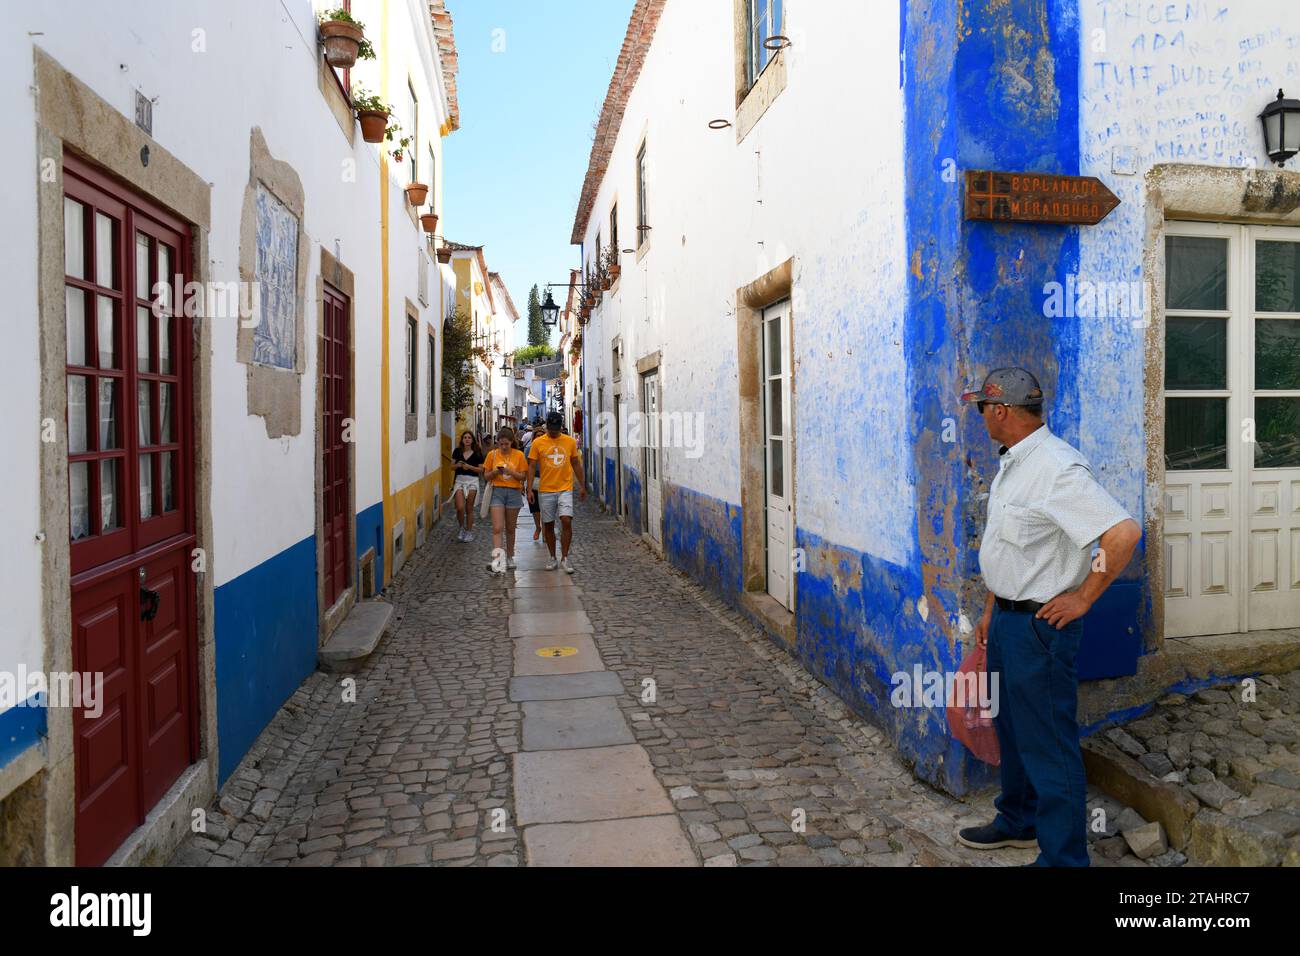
[63, 152, 199, 865]
[321, 284, 352, 609]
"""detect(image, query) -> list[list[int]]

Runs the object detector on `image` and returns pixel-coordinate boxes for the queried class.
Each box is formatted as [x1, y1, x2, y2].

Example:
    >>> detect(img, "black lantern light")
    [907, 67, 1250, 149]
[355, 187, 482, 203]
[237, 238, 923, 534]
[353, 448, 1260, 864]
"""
[1260, 89, 1300, 166]
[540, 289, 561, 328]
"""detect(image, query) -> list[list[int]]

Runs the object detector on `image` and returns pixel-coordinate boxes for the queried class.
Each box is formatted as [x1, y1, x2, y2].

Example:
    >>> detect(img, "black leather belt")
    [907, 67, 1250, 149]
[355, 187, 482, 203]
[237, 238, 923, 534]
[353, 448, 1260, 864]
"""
[995, 596, 1044, 613]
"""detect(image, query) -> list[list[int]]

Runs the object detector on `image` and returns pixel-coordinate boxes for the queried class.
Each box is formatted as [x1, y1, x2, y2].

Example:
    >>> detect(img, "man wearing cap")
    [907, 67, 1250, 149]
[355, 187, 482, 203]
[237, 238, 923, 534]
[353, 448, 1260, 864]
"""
[956, 368, 1141, 867]
[526, 411, 587, 573]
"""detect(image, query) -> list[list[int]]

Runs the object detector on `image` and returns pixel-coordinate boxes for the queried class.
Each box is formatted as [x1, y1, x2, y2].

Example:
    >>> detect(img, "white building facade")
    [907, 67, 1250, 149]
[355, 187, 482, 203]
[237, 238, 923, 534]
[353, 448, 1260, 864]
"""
[0, 0, 461, 864]
[574, 0, 1300, 794]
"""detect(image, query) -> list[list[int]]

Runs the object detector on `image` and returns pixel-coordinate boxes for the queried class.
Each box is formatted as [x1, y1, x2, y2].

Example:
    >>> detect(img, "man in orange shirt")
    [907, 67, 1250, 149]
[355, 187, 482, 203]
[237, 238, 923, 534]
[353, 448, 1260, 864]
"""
[527, 412, 587, 573]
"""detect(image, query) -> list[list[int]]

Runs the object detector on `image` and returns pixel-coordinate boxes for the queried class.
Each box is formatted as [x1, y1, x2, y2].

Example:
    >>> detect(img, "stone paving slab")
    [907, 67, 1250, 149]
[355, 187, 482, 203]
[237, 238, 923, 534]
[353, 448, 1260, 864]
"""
[522, 697, 635, 750]
[510, 572, 578, 590]
[514, 745, 674, 825]
[513, 634, 604, 676]
[512, 591, 587, 614]
[524, 815, 698, 866]
[509, 610, 593, 637]
[511, 671, 624, 702]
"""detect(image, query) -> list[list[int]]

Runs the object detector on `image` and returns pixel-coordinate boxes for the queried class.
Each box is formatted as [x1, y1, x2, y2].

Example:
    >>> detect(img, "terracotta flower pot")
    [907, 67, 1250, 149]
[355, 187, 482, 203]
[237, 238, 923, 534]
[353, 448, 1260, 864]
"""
[436, 247, 453, 264]
[608, 264, 621, 280]
[420, 212, 439, 234]
[405, 182, 430, 206]
[320, 20, 363, 68]
[358, 109, 388, 143]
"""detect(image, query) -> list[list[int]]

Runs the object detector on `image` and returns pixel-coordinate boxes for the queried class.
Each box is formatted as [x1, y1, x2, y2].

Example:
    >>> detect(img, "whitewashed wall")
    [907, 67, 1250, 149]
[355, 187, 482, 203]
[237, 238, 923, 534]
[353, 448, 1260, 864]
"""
[0, 0, 449, 719]
[580, 0, 912, 564]
[1077, 1, 1300, 517]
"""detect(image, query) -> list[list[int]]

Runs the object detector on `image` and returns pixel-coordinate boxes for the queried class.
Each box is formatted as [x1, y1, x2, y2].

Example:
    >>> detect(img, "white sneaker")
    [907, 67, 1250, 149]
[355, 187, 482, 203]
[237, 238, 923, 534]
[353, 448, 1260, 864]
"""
[545, 557, 558, 571]
[457, 528, 467, 542]
[465, 531, 475, 542]
[561, 558, 575, 574]
[507, 557, 517, 570]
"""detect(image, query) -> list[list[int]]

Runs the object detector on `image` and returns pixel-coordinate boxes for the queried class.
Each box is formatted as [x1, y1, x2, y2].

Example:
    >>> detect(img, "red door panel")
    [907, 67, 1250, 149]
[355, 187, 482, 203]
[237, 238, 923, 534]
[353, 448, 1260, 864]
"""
[64, 154, 197, 866]
[72, 572, 138, 867]
[322, 286, 351, 609]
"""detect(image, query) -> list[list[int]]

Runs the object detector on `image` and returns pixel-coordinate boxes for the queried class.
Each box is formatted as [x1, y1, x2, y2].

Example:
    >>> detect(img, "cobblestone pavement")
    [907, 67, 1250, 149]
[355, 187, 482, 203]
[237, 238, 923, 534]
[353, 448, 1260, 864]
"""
[174, 499, 1139, 867]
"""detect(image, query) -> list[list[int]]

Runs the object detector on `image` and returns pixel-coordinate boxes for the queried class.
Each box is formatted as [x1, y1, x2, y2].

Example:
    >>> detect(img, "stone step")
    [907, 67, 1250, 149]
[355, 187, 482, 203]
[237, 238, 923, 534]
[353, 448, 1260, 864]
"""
[318, 600, 394, 673]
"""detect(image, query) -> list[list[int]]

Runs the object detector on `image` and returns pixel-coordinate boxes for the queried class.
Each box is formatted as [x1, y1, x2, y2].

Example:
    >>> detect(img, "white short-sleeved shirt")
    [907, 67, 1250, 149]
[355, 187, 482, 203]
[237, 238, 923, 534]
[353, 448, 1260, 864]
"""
[979, 425, 1132, 603]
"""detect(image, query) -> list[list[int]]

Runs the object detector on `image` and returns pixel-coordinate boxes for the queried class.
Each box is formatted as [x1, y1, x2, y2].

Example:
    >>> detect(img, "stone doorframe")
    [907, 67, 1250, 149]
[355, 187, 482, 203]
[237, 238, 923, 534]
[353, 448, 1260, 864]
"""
[635, 350, 663, 550]
[1142, 163, 1300, 649]
[735, 257, 798, 637]
[317, 249, 359, 645]
[28, 48, 217, 865]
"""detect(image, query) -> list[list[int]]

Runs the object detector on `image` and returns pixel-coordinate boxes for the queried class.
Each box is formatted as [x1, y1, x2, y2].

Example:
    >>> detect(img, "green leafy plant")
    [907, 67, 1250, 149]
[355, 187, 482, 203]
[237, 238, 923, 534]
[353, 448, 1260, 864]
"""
[441, 308, 474, 415]
[318, 7, 376, 59]
[512, 344, 554, 365]
[350, 87, 390, 114]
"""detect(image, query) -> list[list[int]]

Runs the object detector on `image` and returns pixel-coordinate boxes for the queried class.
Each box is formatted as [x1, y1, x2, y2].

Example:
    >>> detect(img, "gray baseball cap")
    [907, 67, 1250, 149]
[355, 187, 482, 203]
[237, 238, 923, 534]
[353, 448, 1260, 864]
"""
[960, 367, 1044, 406]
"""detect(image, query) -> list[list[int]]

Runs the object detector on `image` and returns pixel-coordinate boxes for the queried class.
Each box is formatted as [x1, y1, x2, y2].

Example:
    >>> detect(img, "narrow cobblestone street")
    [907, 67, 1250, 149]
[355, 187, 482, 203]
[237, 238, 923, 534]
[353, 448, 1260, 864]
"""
[172, 503, 1034, 867]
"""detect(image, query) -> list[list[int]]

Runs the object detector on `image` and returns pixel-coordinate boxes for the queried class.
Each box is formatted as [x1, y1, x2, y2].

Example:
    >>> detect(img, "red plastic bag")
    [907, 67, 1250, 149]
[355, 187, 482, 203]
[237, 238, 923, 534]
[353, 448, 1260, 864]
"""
[946, 644, 1000, 766]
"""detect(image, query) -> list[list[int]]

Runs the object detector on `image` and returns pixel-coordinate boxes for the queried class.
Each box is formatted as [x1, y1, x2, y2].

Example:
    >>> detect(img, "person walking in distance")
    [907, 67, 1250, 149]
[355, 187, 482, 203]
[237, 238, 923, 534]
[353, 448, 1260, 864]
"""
[527, 411, 587, 573]
[450, 431, 485, 542]
[955, 368, 1141, 867]
[482, 427, 529, 574]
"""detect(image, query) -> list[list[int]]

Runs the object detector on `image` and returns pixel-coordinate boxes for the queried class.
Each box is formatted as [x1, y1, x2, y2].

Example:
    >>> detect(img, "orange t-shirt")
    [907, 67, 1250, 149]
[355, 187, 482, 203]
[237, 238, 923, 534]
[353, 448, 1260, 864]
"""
[529, 433, 579, 493]
[483, 448, 527, 489]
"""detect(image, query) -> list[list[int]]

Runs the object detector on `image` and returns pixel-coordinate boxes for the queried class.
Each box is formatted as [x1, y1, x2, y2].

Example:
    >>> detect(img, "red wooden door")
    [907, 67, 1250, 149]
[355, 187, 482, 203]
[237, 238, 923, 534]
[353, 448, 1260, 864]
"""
[322, 285, 351, 608]
[64, 155, 197, 866]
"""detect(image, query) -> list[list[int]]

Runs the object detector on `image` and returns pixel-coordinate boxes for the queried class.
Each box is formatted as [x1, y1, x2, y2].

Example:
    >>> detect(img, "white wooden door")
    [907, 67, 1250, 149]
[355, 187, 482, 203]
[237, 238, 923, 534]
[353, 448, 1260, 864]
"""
[1246, 226, 1300, 631]
[1163, 222, 1300, 636]
[763, 301, 794, 609]
[642, 370, 662, 543]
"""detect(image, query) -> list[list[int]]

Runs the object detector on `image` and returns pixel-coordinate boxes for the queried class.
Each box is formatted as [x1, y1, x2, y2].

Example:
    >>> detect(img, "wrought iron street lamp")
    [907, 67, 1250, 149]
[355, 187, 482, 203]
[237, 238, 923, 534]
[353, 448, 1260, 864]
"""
[540, 290, 561, 328]
[1260, 89, 1300, 166]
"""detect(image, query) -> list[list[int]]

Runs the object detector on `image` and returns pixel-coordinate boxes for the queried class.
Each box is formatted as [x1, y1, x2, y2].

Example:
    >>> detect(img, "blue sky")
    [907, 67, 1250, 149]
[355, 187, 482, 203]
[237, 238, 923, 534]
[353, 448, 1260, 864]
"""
[443, 0, 637, 350]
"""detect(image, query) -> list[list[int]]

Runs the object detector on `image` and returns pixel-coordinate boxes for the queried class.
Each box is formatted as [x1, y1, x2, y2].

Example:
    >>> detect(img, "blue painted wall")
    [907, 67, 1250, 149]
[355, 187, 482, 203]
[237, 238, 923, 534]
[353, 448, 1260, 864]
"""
[648, 0, 1145, 795]
[214, 534, 318, 783]
[662, 483, 743, 602]
[356, 501, 384, 589]
[623, 465, 642, 536]
[603, 457, 616, 510]
[0, 695, 45, 772]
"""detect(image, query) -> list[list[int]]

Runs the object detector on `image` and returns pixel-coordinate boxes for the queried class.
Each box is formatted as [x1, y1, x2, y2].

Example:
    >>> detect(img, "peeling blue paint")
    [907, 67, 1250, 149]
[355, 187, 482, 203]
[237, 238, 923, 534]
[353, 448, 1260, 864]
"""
[623, 465, 642, 536]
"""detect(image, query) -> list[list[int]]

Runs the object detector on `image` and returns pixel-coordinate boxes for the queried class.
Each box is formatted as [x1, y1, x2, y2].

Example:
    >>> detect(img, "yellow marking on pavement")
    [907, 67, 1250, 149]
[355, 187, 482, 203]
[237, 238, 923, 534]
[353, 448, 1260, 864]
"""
[536, 646, 579, 659]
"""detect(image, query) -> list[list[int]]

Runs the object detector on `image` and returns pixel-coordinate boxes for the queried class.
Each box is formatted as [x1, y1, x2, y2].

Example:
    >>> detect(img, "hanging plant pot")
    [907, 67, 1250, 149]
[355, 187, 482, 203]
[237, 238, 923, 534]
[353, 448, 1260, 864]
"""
[320, 19, 364, 68]
[608, 264, 621, 281]
[436, 246, 453, 264]
[358, 109, 389, 143]
[420, 212, 439, 234]
[405, 182, 430, 206]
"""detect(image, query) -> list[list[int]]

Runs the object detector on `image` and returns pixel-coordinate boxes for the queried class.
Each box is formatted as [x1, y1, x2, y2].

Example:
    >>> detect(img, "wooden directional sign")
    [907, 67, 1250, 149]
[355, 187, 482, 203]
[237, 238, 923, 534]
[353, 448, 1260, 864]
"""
[964, 169, 1120, 225]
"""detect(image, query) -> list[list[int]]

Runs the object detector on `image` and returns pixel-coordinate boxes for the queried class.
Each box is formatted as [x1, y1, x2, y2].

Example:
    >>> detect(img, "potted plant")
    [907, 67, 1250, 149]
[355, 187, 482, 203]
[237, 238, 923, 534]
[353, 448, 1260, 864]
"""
[605, 246, 621, 282]
[351, 87, 393, 143]
[436, 244, 453, 264]
[420, 211, 439, 234]
[318, 8, 375, 69]
[406, 182, 430, 206]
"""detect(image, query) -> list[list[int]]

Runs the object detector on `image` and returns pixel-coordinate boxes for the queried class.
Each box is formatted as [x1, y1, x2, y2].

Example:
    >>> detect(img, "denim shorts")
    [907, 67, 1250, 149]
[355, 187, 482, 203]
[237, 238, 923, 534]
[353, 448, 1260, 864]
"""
[490, 486, 524, 510]
[539, 491, 574, 524]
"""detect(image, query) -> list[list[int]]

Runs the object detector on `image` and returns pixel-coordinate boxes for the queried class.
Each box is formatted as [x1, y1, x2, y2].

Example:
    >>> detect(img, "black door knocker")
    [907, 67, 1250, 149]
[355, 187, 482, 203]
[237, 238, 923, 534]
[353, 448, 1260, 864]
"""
[139, 567, 160, 622]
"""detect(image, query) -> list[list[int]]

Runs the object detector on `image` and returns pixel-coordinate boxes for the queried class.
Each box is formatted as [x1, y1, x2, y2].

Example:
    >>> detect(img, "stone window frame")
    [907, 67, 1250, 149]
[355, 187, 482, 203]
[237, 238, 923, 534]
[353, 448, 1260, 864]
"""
[735, 257, 798, 645]
[732, 0, 788, 144]
[1142, 162, 1300, 650]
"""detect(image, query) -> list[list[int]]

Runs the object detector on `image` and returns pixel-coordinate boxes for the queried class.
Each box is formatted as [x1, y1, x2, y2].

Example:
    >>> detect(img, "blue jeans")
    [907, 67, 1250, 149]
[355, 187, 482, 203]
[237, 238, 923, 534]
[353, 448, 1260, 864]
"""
[987, 605, 1089, 867]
